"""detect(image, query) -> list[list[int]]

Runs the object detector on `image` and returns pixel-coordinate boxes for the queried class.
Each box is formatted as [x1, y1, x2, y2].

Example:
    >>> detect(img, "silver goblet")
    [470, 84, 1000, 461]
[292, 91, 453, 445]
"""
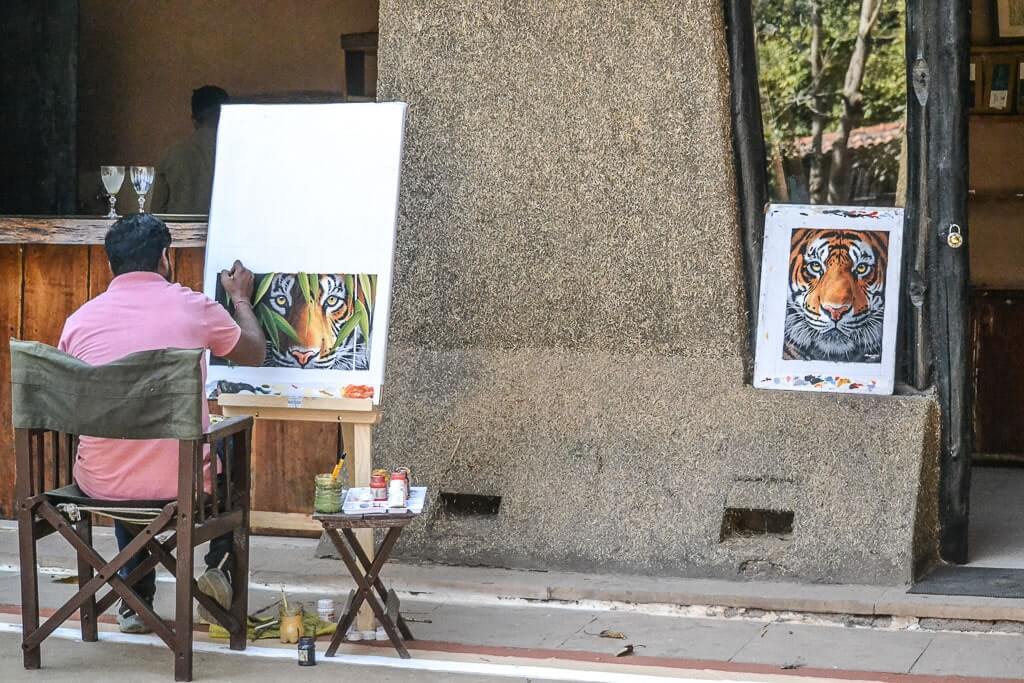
[100, 165, 125, 218]
[129, 165, 155, 214]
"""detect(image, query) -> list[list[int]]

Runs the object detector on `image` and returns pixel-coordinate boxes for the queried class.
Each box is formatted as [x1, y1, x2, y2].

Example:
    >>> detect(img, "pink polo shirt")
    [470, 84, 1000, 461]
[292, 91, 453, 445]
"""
[58, 271, 241, 500]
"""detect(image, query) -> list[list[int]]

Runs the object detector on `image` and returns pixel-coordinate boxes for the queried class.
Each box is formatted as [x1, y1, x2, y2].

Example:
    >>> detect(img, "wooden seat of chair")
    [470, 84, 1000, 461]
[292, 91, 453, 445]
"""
[44, 484, 174, 510]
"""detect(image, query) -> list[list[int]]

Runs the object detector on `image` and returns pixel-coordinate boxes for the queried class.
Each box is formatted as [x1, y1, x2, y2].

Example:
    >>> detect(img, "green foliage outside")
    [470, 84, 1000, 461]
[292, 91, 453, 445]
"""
[755, 0, 907, 149]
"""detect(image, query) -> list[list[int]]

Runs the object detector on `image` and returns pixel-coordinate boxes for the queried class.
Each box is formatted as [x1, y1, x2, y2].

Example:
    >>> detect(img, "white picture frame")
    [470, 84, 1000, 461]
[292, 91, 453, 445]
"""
[203, 102, 407, 404]
[753, 204, 904, 395]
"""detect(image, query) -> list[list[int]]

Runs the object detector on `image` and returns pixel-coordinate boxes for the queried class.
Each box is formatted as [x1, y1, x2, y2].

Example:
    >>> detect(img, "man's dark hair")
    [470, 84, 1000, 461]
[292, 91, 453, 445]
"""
[105, 214, 172, 276]
[191, 85, 229, 125]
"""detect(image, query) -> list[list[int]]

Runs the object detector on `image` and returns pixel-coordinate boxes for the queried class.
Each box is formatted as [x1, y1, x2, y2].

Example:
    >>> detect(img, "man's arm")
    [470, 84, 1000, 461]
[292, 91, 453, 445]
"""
[219, 260, 266, 366]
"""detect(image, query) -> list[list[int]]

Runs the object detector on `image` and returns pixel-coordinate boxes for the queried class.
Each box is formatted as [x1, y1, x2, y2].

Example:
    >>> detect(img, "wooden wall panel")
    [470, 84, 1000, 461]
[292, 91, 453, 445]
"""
[87, 245, 112, 297]
[0, 246, 23, 518]
[250, 422, 341, 513]
[21, 246, 90, 345]
[173, 247, 205, 292]
[971, 290, 1024, 458]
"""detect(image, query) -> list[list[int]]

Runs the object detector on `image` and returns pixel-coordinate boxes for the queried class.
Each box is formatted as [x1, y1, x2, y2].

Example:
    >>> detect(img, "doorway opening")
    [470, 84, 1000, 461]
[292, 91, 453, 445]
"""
[966, 0, 1024, 572]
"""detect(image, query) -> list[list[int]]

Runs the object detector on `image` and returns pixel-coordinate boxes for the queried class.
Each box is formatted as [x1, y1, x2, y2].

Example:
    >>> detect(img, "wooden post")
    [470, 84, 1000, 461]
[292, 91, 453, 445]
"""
[724, 0, 770, 381]
[915, 0, 972, 563]
[351, 422, 375, 632]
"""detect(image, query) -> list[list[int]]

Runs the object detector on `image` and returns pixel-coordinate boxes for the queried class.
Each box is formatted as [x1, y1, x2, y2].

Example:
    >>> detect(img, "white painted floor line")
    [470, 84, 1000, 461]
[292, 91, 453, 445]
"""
[0, 622, 749, 683]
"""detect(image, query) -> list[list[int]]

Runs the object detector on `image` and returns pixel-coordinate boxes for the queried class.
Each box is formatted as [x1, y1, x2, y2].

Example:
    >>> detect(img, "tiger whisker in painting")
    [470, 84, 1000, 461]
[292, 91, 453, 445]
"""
[783, 229, 888, 364]
[214, 272, 377, 371]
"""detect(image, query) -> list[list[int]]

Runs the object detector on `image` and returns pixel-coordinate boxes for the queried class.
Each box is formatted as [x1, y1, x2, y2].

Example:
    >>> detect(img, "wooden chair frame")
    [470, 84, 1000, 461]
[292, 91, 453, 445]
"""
[15, 416, 254, 682]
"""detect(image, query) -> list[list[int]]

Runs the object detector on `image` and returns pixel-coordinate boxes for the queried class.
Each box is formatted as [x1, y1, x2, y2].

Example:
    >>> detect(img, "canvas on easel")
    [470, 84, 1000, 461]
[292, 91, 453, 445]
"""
[203, 102, 406, 404]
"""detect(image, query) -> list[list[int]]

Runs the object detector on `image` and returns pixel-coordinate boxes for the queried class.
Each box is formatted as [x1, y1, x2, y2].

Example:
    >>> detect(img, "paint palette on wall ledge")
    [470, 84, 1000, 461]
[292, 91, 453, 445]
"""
[753, 204, 904, 395]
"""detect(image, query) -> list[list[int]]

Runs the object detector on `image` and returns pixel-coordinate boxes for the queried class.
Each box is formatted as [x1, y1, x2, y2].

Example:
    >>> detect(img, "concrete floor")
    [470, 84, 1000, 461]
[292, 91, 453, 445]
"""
[969, 466, 1024, 569]
[3, 522, 1024, 680]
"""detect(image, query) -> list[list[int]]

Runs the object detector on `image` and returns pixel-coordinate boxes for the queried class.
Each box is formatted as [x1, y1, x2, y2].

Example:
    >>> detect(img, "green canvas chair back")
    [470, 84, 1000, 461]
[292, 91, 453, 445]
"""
[9, 339, 205, 441]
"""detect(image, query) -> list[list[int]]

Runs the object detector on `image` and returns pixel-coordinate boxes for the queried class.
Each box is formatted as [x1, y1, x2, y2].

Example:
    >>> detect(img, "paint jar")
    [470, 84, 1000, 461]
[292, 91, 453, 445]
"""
[391, 468, 409, 499]
[313, 474, 343, 514]
[370, 473, 388, 501]
[316, 598, 335, 622]
[387, 477, 406, 508]
[280, 604, 303, 644]
[297, 635, 317, 666]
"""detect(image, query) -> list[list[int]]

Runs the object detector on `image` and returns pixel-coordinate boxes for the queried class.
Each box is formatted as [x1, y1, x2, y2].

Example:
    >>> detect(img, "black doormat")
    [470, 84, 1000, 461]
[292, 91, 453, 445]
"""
[910, 565, 1024, 599]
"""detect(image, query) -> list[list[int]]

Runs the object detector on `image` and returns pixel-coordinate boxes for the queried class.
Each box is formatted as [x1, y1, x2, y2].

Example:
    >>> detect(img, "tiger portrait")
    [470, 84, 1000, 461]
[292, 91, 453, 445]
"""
[213, 272, 376, 371]
[783, 229, 888, 364]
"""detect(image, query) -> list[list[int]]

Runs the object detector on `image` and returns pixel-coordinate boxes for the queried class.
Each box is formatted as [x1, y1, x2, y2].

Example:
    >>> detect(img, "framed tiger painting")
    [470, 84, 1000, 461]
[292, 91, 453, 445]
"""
[203, 102, 406, 404]
[753, 204, 904, 395]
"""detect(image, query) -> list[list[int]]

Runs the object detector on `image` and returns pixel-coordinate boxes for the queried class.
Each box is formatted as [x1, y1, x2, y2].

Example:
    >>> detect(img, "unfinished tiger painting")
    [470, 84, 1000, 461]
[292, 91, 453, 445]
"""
[213, 272, 377, 371]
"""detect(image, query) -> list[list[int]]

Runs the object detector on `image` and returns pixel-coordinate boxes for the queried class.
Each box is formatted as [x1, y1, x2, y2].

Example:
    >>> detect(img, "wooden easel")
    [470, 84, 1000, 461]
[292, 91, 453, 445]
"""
[218, 393, 381, 632]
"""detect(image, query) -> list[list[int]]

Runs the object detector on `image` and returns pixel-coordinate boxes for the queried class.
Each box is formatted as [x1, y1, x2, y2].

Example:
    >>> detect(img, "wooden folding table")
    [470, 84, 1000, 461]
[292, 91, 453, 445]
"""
[313, 508, 421, 658]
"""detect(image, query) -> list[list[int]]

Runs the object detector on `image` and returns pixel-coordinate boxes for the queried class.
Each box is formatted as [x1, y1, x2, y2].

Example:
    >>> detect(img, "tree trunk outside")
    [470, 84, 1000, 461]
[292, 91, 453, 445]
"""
[807, 0, 827, 204]
[826, 0, 883, 204]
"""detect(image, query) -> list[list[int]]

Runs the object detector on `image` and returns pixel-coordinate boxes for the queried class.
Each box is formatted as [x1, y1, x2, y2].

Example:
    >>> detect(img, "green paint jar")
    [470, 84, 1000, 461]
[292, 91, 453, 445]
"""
[313, 473, 344, 514]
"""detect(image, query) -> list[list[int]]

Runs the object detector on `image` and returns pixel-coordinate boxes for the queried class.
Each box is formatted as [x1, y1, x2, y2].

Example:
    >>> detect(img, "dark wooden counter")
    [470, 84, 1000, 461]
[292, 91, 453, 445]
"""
[0, 217, 334, 531]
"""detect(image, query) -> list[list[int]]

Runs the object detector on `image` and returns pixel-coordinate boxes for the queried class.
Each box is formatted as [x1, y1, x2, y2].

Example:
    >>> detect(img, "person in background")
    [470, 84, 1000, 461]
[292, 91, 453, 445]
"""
[58, 213, 265, 633]
[150, 85, 230, 215]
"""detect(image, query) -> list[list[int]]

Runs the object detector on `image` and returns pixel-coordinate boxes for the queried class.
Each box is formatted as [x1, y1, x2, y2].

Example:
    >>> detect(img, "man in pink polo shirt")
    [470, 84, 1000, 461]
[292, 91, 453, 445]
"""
[59, 213, 265, 633]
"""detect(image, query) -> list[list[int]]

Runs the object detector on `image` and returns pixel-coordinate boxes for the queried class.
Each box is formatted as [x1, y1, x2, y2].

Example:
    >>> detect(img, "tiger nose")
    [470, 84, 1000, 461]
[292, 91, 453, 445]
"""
[290, 348, 318, 367]
[822, 302, 851, 322]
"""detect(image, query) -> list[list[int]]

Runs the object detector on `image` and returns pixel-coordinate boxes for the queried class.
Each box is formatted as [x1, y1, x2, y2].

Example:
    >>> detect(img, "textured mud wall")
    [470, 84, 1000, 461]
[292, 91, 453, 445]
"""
[376, 0, 939, 583]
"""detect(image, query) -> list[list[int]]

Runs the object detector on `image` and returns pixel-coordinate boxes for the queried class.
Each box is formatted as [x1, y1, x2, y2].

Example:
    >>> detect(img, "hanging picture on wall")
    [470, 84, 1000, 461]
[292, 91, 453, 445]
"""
[754, 204, 904, 395]
[203, 102, 406, 403]
[994, 0, 1024, 42]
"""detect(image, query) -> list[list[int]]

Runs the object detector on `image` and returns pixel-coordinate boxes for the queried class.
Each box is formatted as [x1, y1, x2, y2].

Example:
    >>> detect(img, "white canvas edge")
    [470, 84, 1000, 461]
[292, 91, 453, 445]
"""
[200, 102, 408, 405]
[753, 204, 904, 395]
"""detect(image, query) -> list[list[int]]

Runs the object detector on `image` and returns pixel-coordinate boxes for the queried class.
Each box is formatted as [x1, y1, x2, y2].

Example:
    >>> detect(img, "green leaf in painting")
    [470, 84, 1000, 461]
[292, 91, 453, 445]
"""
[268, 308, 301, 344]
[308, 273, 320, 303]
[344, 274, 355, 306]
[358, 274, 374, 315]
[354, 299, 370, 340]
[253, 272, 275, 305]
[297, 271, 313, 305]
[331, 315, 359, 352]
[256, 304, 280, 351]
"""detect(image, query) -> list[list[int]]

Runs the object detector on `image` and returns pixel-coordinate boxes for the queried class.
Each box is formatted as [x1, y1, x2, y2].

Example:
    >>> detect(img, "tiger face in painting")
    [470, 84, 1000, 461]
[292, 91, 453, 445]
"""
[263, 274, 369, 370]
[784, 229, 888, 364]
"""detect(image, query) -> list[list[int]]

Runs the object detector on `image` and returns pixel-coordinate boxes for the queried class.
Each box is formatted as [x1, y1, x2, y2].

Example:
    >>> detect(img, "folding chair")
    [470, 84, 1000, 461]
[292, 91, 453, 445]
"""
[10, 339, 253, 681]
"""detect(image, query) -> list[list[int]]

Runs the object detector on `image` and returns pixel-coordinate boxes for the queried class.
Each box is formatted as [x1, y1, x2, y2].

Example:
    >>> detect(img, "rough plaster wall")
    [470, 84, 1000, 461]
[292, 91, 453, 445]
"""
[376, 0, 939, 583]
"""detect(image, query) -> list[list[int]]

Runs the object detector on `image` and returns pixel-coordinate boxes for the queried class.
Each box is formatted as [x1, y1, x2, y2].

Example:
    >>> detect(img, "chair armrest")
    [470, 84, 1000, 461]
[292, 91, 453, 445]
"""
[203, 415, 254, 443]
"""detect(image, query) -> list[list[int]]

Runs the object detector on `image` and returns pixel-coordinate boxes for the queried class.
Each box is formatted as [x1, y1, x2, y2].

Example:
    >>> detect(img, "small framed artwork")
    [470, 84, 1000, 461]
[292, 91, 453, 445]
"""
[754, 204, 904, 395]
[984, 59, 1017, 112]
[994, 0, 1024, 43]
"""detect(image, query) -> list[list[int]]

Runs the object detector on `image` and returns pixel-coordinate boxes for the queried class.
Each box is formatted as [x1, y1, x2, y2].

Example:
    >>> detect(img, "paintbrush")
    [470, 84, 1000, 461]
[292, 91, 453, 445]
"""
[330, 452, 347, 482]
